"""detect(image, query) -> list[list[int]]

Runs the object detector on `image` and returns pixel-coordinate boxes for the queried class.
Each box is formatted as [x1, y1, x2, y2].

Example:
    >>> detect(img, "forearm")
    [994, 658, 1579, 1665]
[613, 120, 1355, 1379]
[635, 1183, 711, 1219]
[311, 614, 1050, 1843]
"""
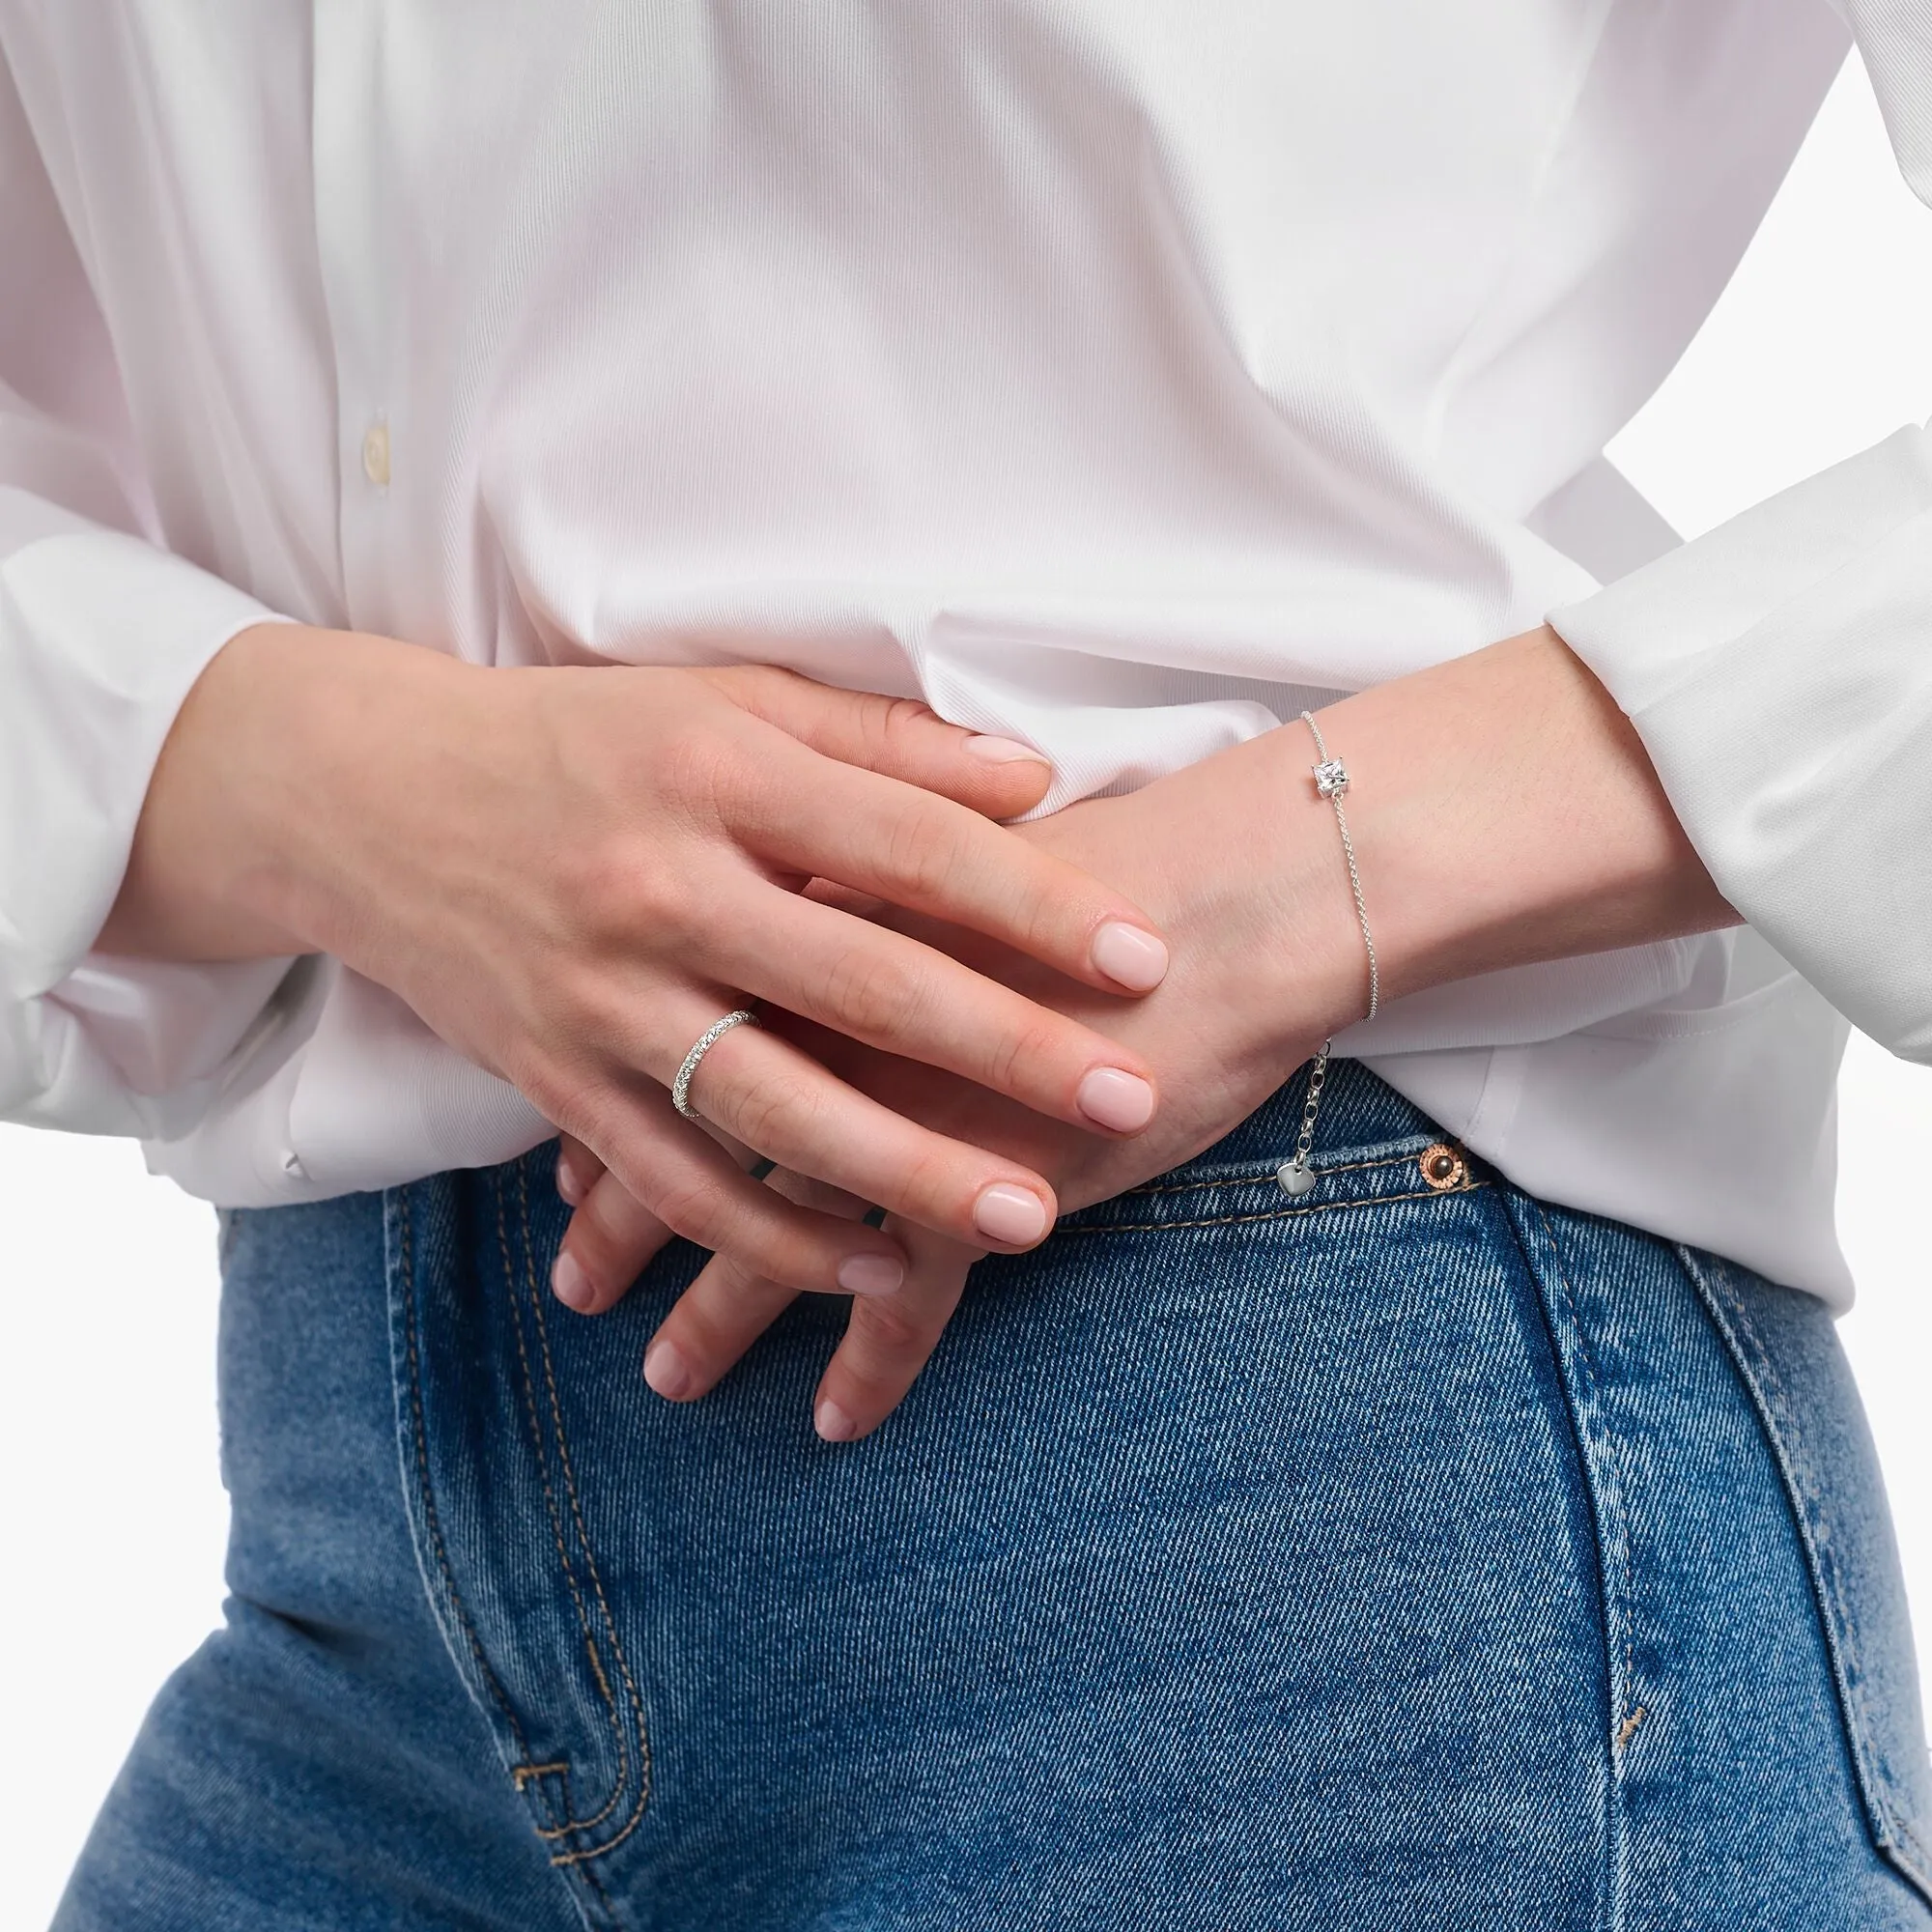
[1237, 625, 1739, 1027]
[96, 622, 471, 962]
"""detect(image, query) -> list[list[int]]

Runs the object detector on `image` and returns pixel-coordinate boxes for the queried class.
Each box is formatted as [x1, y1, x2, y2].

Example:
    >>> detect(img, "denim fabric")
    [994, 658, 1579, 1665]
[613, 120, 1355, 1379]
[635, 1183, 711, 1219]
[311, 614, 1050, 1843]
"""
[55, 1064, 1932, 1930]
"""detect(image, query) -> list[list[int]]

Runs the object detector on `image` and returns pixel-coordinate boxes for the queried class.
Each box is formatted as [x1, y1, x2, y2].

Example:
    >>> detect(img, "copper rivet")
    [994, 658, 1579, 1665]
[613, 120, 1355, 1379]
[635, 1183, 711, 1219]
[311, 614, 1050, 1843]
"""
[1420, 1144, 1465, 1191]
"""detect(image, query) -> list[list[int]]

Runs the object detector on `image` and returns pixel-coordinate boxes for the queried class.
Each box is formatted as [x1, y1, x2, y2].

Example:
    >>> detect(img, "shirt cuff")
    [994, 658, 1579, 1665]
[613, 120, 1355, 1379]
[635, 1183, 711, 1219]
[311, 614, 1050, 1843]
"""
[0, 517, 292, 1122]
[1548, 426, 1932, 1060]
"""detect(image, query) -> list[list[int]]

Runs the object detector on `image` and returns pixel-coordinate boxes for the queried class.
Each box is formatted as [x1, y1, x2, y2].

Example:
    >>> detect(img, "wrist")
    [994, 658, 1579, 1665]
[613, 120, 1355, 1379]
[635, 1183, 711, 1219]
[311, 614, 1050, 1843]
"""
[1151, 727, 1375, 1053]
[100, 622, 473, 962]
[1309, 626, 1737, 1009]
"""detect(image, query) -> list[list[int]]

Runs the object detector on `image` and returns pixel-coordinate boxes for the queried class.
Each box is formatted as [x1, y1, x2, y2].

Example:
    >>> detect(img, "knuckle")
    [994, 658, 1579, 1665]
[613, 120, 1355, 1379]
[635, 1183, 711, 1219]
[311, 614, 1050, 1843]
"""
[635, 863, 702, 950]
[699, 1257, 763, 1305]
[654, 724, 748, 829]
[1005, 863, 1072, 957]
[563, 838, 693, 950]
[726, 1067, 818, 1157]
[878, 803, 967, 905]
[710, 662, 797, 707]
[894, 1140, 968, 1222]
[982, 1009, 1065, 1097]
[647, 1175, 726, 1249]
[820, 943, 923, 1042]
[855, 1295, 940, 1358]
[579, 1180, 651, 1256]
[871, 695, 934, 762]
[677, 1267, 763, 1340]
[570, 849, 638, 943]
[516, 1059, 602, 1142]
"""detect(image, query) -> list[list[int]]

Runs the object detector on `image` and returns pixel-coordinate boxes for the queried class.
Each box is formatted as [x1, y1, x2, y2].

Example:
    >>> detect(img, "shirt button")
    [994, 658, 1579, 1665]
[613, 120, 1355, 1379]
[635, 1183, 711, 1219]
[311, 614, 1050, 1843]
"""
[360, 421, 391, 488]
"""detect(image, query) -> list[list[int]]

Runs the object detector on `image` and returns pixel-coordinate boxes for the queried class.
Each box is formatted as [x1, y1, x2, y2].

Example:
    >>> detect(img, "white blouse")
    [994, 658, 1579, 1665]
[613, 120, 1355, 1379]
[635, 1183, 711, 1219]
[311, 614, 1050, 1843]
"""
[2, 2, 1926, 1305]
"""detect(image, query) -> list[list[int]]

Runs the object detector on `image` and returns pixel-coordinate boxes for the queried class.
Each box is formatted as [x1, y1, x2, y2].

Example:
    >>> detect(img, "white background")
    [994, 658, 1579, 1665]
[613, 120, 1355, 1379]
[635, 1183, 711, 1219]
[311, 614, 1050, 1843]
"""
[6, 47, 1932, 1931]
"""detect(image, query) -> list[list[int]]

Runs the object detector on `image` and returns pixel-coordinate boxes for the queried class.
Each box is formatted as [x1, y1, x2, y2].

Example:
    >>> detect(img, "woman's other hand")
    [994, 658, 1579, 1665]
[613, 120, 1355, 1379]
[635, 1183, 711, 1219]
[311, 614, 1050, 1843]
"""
[555, 625, 1737, 1437]
[551, 713, 1370, 1413]
[99, 624, 1175, 1294]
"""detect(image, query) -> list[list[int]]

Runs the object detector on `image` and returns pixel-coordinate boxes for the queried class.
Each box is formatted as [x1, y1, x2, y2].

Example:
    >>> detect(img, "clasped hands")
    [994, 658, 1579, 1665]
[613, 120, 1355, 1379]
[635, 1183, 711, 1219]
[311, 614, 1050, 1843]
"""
[107, 624, 1356, 1442]
[113, 619, 1715, 1442]
[547, 702, 1361, 1442]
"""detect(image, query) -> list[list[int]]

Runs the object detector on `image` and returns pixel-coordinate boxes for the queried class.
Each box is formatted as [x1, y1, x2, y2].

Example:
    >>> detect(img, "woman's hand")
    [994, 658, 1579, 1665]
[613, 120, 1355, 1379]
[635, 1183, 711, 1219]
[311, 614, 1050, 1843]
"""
[553, 712, 1372, 1427]
[99, 624, 1178, 1293]
[553, 625, 1739, 1435]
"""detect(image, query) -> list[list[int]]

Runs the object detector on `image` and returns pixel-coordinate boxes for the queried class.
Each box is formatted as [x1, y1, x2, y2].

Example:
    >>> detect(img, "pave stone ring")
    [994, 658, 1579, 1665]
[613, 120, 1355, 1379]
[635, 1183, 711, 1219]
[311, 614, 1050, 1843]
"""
[670, 1009, 760, 1121]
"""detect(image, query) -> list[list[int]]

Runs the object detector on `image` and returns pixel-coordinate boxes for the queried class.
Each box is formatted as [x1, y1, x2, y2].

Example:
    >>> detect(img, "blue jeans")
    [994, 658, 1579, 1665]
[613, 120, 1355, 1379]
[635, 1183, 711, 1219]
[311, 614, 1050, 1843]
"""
[55, 1064, 1932, 1929]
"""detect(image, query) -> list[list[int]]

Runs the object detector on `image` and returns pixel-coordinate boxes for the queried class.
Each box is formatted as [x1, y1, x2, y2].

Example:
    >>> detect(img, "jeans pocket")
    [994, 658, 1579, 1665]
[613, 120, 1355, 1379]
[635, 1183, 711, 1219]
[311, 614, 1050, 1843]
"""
[1682, 1248, 1932, 1905]
[384, 1162, 655, 1899]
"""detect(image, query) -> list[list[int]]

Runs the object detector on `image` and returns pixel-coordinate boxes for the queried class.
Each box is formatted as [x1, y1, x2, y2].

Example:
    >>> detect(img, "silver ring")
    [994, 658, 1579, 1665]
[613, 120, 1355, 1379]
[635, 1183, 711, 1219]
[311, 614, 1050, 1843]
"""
[670, 1009, 759, 1121]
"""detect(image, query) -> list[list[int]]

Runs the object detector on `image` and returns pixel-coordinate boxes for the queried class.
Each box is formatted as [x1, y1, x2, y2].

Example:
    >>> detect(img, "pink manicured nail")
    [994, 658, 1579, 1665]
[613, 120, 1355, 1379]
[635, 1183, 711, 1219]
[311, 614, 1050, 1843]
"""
[551, 1251, 596, 1312]
[1077, 1066, 1156, 1133]
[815, 1398, 859, 1442]
[643, 1338, 694, 1401]
[964, 734, 1049, 766]
[555, 1153, 586, 1206]
[973, 1182, 1050, 1247]
[1091, 922, 1169, 992]
[837, 1253, 906, 1295]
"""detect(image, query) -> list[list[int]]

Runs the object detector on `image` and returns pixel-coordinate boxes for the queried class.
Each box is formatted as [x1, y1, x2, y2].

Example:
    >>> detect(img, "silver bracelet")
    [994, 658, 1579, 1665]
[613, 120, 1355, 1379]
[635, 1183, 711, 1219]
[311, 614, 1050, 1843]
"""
[1277, 711, 1379, 1197]
[1301, 710, 1378, 1024]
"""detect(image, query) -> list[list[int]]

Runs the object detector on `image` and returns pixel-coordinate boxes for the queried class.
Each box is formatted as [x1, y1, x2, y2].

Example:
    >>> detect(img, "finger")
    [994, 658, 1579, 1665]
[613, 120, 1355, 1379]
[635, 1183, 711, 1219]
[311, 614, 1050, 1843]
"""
[810, 1222, 980, 1442]
[643, 1252, 803, 1402]
[660, 1011, 1060, 1251]
[736, 750, 1171, 997]
[568, 1085, 913, 1295]
[552, 1162, 671, 1315]
[698, 886, 1160, 1137]
[554, 1129, 792, 1317]
[554, 1133, 606, 1206]
[640, 1168, 864, 1399]
[699, 664, 1055, 821]
[560, 1119, 769, 1208]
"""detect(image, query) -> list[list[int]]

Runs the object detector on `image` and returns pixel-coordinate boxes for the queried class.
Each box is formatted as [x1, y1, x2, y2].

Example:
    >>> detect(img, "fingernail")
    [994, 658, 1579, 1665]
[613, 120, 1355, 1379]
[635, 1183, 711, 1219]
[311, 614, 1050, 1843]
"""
[643, 1338, 694, 1401]
[964, 734, 1049, 766]
[973, 1182, 1050, 1247]
[555, 1154, 585, 1206]
[551, 1251, 596, 1313]
[815, 1398, 859, 1442]
[1091, 921, 1169, 992]
[837, 1252, 905, 1295]
[1076, 1066, 1156, 1133]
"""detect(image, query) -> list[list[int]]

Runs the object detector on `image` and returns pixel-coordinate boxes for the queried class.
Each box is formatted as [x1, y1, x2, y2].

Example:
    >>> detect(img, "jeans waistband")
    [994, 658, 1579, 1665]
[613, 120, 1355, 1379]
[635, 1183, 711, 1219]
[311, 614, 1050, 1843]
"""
[1053, 1058, 1477, 1239]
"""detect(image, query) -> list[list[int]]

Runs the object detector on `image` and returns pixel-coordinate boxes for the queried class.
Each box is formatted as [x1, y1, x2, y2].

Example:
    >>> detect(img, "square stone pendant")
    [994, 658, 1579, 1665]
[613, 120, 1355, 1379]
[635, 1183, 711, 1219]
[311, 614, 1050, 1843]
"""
[1312, 758, 1350, 798]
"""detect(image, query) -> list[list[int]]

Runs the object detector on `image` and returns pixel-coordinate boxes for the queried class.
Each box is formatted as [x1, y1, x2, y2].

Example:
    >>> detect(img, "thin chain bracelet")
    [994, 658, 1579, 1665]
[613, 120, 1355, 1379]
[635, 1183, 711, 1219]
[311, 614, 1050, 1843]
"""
[1278, 710, 1379, 1197]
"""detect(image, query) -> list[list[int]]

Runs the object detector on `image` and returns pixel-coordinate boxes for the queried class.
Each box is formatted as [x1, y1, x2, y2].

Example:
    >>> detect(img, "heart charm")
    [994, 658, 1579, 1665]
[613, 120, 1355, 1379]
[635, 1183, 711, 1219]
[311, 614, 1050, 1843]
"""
[1275, 1160, 1318, 1196]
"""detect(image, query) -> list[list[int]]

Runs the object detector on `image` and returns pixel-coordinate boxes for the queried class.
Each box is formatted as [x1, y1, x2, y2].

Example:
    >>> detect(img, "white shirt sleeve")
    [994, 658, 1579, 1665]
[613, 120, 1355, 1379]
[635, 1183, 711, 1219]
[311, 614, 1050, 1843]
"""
[0, 54, 296, 1139]
[1548, 16, 1932, 1065]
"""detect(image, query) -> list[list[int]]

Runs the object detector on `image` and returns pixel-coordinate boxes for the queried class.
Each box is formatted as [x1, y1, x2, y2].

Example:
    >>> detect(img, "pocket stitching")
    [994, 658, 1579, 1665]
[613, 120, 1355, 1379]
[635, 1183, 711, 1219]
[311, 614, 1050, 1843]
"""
[1534, 1206, 1646, 1772]
[493, 1170, 643, 1846]
[507, 1162, 655, 1867]
[1118, 1144, 1438, 1201]
[395, 1191, 558, 1811]
[1059, 1176, 1485, 1236]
